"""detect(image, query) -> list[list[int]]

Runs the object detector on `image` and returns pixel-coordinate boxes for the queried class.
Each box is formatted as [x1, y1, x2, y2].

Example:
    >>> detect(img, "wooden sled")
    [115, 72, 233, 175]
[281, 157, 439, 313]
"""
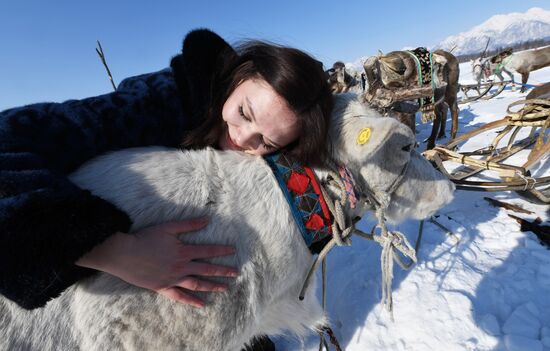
[458, 80, 513, 104]
[424, 98, 550, 203]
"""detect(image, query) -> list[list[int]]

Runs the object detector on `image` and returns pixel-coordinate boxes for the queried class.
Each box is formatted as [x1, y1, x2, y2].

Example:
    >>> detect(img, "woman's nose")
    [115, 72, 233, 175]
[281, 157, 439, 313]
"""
[236, 127, 258, 150]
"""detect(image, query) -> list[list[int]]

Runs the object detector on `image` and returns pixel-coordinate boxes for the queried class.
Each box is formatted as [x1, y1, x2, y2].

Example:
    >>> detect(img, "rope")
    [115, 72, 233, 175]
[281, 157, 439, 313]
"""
[299, 156, 418, 319]
[362, 191, 417, 320]
[318, 259, 329, 351]
[319, 326, 343, 351]
[517, 172, 536, 191]
[299, 169, 354, 301]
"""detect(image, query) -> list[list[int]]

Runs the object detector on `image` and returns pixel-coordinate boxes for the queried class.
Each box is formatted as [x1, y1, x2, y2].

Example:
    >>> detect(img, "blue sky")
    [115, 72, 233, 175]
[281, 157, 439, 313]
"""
[0, 1, 547, 110]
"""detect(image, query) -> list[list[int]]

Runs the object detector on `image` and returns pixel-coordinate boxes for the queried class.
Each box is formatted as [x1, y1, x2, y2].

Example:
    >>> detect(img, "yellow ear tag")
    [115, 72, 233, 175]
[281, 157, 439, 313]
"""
[356, 128, 371, 145]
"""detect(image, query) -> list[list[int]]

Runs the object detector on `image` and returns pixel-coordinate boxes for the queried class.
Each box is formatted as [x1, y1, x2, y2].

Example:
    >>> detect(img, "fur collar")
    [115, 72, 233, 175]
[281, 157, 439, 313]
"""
[169, 29, 238, 131]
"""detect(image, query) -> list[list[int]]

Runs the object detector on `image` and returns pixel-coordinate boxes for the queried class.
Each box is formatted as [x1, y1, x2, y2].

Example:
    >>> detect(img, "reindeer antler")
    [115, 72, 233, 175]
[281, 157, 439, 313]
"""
[481, 37, 491, 59]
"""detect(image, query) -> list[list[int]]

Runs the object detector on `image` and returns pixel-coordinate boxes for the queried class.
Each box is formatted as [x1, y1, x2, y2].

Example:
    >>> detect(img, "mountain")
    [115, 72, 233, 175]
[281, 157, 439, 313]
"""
[344, 7, 550, 74]
[437, 7, 550, 56]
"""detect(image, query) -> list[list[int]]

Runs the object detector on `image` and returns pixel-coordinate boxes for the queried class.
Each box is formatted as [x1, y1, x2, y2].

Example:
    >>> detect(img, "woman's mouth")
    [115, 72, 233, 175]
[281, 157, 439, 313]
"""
[226, 129, 241, 151]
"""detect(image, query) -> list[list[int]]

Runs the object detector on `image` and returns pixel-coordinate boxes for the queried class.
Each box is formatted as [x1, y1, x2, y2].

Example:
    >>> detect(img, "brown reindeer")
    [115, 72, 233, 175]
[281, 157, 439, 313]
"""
[326, 61, 362, 93]
[363, 48, 460, 149]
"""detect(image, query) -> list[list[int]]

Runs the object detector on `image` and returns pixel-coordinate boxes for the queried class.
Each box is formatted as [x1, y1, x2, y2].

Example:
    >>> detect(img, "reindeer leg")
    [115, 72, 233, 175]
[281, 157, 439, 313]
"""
[521, 72, 529, 93]
[505, 69, 514, 82]
[436, 102, 448, 139]
[506, 69, 517, 91]
[426, 113, 441, 150]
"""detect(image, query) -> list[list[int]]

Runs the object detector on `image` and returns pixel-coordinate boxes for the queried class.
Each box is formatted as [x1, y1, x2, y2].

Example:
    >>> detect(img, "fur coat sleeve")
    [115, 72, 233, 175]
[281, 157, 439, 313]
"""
[0, 28, 235, 309]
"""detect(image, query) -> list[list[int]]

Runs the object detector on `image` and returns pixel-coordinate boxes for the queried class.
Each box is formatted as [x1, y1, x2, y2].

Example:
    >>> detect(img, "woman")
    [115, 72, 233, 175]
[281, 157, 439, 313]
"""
[0, 28, 333, 314]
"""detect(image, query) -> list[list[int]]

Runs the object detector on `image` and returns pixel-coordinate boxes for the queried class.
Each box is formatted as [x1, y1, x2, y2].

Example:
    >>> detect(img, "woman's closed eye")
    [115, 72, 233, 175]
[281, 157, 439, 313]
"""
[239, 105, 275, 151]
[238, 105, 251, 122]
[261, 138, 275, 150]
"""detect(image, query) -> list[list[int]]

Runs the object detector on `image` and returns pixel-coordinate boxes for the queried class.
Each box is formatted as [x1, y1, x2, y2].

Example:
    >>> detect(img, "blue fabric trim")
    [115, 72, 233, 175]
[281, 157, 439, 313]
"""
[264, 154, 313, 247]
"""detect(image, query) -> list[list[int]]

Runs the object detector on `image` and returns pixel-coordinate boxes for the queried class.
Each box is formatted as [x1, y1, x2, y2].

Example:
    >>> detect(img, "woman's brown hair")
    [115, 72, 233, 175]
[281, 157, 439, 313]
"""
[182, 40, 333, 166]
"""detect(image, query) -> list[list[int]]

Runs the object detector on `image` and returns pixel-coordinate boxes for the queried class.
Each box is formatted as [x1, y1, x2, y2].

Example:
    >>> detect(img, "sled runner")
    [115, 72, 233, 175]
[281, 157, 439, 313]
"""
[424, 98, 550, 203]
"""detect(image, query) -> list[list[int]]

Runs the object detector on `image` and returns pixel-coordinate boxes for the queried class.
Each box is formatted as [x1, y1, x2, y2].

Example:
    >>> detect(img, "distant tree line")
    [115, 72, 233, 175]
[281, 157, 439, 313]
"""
[455, 38, 550, 63]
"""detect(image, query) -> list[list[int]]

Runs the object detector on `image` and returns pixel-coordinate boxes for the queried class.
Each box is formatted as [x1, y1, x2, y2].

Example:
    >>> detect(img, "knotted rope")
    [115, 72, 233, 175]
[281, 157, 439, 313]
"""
[353, 167, 417, 319]
[299, 157, 418, 323]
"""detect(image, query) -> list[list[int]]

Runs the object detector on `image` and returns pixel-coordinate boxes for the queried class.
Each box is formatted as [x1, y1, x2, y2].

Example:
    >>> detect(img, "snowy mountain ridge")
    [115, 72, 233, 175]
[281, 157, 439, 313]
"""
[437, 7, 550, 55]
[345, 7, 550, 72]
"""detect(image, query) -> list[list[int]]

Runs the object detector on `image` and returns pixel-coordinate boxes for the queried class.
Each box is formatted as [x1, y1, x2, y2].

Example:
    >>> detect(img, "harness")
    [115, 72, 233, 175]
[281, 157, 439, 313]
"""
[494, 54, 513, 75]
[406, 47, 436, 123]
[265, 148, 419, 348]
[264, 153, 359, 254]
[265, 148, 417, 308]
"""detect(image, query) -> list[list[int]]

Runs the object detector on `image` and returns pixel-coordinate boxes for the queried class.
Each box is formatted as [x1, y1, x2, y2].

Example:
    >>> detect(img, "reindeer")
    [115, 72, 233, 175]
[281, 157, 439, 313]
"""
[0, 94, 454, 351]
[363, 48, 460, 150]
[473, 46, 550, 93]
[471, 49, 515, 87]
[471, 56, 515, 86]
[326, 61, 363, 93]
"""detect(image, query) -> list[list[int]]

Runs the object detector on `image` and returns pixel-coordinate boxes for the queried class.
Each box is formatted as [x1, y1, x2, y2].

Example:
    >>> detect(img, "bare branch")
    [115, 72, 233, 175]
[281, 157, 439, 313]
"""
[96, 40, 117, 91]
[484, 197, 534, 214]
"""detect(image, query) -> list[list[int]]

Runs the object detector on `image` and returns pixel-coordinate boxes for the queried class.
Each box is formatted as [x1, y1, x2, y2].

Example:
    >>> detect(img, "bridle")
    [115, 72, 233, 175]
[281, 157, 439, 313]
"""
[298, 150, 417, 318]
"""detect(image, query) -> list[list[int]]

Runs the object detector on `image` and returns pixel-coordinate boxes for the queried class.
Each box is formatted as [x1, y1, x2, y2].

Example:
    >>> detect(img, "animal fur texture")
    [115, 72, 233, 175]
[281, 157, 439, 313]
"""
[0, 94, 454, 351]
[326, 62, 363, 94]
[363, 49, 460, 150]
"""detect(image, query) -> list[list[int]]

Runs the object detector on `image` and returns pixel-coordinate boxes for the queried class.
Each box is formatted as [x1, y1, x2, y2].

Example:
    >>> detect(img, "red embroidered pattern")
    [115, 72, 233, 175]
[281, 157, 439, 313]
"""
[265, 153, 333, 247]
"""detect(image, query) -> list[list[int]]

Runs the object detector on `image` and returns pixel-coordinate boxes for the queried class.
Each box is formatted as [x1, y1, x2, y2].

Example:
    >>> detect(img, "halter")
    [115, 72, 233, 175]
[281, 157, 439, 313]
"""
[264, 153, 361, 254]
[265, 148, 417, 316]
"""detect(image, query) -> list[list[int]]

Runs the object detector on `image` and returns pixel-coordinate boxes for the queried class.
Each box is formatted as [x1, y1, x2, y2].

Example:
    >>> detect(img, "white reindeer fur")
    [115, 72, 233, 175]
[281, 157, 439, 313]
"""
[0, 94, 454, 351]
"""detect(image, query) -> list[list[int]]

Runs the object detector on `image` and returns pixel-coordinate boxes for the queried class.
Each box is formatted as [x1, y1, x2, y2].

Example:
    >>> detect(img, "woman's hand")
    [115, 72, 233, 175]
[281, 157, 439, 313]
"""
[76, 218, 238, 308]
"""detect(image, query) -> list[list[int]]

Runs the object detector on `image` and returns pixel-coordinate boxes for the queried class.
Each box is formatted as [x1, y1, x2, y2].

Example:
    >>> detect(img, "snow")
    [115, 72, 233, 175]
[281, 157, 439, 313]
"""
[274, 61, 550, 350]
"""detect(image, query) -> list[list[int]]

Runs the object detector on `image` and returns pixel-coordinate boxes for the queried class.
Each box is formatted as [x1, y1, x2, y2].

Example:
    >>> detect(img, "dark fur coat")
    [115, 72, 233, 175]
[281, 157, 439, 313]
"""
[0, 29, 236, 309]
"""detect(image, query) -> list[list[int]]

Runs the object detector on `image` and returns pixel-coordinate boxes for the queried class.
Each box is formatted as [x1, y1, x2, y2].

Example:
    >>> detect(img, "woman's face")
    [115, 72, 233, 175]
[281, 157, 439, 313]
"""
[219, 78, 300, 156]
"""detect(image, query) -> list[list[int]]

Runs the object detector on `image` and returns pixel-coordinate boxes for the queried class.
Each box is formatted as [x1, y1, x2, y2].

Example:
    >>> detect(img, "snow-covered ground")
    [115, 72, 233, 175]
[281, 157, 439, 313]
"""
[275, 62, 550, 350]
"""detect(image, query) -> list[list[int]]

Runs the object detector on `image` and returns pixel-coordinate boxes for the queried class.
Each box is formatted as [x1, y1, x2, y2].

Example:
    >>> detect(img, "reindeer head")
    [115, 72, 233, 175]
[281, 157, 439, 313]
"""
[471, 58, 484, 81]
[327, 94, 455, 223]
[472, 58, 492, 82]
[327, 61, 352, 93]
[377, 53, 411, 88]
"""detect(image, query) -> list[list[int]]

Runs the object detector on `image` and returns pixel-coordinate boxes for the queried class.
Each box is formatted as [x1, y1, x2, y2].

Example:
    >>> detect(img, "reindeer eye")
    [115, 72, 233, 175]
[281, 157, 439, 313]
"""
[401, 143, 413, 152]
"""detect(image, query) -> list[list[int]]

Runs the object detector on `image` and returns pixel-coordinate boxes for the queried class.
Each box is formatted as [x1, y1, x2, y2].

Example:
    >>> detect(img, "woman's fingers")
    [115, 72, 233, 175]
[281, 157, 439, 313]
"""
[180, 244, 236, 260]
[158, 287, 205, 308]
[157, 218, 209, 235]
[176, 277, 228, 292]
[183, 262, 239, 278]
